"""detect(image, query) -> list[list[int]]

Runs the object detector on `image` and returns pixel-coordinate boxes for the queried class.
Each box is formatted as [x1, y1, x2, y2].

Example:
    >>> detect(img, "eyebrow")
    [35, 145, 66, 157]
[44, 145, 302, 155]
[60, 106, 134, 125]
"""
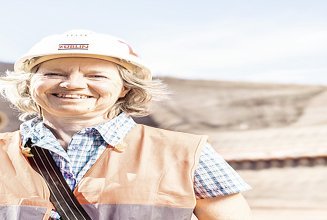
[38, 67, 111, 75]
[84, 70, 108, 74]
[38, 68, 66, 73]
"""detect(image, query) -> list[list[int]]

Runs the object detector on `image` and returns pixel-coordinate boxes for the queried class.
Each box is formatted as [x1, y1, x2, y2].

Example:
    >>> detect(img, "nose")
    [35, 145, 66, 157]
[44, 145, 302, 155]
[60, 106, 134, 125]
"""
[59, 73, 87, 89]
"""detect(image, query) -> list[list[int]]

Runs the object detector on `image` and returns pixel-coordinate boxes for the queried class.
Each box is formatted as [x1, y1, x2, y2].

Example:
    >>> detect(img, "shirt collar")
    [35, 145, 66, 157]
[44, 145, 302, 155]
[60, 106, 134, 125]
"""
[20, 112, 136, 149]
[87, 112, 136, 147]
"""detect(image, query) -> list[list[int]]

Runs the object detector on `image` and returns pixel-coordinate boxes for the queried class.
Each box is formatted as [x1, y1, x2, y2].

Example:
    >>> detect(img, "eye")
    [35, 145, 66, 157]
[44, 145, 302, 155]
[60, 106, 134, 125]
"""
[43, 72, 66, 77]
[88, 74, 109, 79]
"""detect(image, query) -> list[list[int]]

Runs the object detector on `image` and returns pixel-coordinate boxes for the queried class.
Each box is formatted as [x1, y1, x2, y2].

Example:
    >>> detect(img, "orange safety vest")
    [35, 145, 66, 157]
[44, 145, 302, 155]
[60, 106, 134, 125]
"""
[0, 124, 207, 220]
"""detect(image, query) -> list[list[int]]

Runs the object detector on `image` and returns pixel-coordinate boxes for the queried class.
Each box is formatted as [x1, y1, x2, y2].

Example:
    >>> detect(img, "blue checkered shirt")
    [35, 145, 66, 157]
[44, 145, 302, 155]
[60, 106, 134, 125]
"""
[20, 112, 250, 218]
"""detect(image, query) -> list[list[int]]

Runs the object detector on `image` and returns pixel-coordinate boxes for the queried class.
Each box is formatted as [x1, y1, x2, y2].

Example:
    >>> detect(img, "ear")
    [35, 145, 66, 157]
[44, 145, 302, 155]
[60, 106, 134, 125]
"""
[119, 86, 130, 98]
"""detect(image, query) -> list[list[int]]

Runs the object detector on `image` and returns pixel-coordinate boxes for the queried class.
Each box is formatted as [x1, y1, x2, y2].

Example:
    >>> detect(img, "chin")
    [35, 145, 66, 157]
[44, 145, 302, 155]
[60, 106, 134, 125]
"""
[50, 109, 96, 116]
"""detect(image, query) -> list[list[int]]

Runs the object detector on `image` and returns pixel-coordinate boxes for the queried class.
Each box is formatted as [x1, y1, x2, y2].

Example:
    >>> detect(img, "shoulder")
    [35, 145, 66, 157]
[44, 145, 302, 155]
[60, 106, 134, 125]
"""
[126, 124, 208, 158]
[0, 131, 21, 149]
[0, 130, 20, 140]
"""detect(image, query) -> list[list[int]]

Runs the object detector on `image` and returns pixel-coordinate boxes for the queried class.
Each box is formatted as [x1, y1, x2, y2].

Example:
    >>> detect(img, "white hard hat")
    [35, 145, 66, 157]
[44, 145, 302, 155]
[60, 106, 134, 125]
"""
[14, 29, 151, 80]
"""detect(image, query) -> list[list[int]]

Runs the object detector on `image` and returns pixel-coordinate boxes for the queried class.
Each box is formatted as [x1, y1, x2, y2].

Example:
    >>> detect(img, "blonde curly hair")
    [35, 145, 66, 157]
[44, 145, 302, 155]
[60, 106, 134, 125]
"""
[0, 64, 168, 121]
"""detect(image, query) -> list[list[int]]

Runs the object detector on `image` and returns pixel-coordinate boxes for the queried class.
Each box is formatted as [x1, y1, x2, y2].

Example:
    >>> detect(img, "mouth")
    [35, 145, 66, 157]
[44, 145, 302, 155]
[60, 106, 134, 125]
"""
[52, 93, 93, 99]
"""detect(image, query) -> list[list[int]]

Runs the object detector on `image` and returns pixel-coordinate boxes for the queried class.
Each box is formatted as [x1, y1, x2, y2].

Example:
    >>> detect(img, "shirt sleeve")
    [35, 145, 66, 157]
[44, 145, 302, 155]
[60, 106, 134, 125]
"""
[194, 142, 251, 199]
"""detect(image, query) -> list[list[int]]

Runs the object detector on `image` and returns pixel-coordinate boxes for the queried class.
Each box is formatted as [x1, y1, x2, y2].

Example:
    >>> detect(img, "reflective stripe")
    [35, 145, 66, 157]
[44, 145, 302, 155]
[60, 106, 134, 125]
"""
[0, 205, 47, 220]
[82, 204, 193, 220]
[0, 204, 194, 220]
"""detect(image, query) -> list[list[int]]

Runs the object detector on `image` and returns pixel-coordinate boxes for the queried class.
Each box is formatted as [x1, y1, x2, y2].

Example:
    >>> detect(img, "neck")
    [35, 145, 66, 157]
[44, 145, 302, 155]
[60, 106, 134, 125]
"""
[41, 113, 111, 150]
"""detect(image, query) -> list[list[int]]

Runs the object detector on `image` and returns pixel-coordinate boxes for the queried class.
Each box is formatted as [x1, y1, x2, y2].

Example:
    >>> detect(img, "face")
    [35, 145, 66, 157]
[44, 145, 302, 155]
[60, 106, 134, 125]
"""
[30, 57, 128, 120]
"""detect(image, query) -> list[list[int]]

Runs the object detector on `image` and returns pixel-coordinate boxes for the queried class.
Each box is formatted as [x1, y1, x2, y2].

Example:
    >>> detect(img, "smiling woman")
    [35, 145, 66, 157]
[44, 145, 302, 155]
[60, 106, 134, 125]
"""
[0, 30, 251, 220]
[30, 58, 128, 123]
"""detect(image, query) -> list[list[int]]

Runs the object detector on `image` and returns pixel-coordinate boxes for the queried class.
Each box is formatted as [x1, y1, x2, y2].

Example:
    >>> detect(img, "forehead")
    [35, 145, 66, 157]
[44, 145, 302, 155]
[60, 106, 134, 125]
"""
[38, 57, 119, 71]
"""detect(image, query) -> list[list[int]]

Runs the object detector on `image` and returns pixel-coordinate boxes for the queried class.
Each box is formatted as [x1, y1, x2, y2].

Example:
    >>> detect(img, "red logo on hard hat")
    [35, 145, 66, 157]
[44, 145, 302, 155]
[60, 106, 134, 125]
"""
[118, 40, 138, 57]
[58, 44, 89, 50]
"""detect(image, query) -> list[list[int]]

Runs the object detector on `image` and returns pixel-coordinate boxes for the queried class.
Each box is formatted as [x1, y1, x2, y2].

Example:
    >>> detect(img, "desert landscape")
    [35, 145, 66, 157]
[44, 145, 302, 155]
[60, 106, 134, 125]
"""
[1, 62, 326, 219]
[153, 77, 327, 220]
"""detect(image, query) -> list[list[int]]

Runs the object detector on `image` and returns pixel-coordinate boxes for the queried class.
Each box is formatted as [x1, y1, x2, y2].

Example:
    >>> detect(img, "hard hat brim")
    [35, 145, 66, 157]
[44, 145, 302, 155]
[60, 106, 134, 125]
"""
[15, 53, 151, 80]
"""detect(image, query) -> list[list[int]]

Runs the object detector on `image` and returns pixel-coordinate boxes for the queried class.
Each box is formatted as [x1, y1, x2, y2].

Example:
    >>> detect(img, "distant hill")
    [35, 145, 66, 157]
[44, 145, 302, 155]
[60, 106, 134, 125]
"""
[146, 77, 327, 166]
[153, 77, 326, 133]
[0, 61, 13, 73]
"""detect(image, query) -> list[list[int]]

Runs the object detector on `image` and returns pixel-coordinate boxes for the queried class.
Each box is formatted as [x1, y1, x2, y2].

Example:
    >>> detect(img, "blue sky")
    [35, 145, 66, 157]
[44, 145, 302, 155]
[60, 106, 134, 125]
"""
[0, 0, 326, 84]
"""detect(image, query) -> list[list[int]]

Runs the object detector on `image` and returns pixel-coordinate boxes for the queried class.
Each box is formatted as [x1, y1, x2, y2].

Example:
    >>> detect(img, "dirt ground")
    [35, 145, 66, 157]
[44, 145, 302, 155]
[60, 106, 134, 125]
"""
[238, 166, 327, 220]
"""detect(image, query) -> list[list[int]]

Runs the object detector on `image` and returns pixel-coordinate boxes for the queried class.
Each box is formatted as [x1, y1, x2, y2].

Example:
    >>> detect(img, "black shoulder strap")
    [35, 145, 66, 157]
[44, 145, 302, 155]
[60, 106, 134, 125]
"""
[25, 140, 92, 220]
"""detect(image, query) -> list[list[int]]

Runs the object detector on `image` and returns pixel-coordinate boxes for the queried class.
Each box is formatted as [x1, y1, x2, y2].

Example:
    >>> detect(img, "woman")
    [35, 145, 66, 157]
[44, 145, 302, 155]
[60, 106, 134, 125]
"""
[0, 30, 251, 220]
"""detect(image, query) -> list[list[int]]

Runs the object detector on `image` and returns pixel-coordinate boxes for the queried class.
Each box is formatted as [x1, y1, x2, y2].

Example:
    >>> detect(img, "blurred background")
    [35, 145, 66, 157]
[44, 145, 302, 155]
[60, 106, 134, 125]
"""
[1, 1, 327, 219]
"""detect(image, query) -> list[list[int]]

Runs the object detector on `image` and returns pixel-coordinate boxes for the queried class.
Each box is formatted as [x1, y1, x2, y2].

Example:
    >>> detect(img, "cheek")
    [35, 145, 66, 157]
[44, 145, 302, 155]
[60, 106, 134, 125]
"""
[29, 79, 48, 101]
[93, 82, 124, 98]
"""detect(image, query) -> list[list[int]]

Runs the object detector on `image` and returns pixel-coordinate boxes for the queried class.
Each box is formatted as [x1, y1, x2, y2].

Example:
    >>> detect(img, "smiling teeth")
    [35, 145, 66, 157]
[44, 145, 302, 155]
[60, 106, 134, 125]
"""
[55, 94, 90, 99]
